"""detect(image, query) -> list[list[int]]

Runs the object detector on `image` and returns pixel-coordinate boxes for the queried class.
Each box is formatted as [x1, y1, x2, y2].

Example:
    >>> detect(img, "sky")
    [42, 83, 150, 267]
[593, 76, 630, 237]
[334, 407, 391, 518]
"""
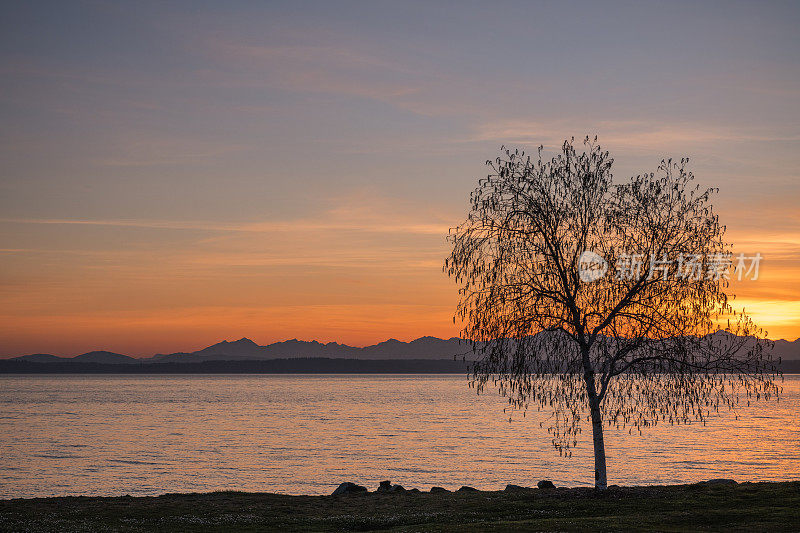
[1, 1, 799, 356]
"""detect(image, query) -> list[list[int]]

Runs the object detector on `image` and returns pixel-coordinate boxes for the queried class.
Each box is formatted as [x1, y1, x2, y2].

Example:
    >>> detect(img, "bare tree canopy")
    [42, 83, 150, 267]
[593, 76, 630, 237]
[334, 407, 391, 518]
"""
[444, 137, 781, 490]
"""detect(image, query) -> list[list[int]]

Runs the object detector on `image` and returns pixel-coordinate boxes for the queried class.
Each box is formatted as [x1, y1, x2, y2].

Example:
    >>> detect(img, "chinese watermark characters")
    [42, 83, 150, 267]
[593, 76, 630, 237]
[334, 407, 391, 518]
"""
[578, 252, 762, 283]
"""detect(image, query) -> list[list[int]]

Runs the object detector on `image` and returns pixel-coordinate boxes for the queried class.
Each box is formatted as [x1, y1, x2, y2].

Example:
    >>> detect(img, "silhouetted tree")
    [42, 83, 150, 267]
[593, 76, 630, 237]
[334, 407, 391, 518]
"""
[445, 137, 781, 490]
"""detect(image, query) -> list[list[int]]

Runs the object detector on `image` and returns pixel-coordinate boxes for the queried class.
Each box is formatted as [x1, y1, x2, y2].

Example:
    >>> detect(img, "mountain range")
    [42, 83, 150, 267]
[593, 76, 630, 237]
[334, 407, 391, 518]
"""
[7, 335, 800, 364]
[10, 336, 472, 364]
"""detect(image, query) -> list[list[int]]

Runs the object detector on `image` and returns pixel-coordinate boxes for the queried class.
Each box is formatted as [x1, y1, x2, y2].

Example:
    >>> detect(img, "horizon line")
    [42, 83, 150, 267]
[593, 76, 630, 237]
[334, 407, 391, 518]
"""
[5, 332, 799, 360]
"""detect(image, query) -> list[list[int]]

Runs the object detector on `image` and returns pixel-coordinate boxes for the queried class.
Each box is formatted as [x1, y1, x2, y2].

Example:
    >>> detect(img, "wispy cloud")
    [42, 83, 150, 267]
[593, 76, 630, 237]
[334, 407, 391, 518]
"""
[0, 190, 455, 273]
[200, 36, 474, 117]
[470, 120, 800, 151]
[0, 216, 451, 236]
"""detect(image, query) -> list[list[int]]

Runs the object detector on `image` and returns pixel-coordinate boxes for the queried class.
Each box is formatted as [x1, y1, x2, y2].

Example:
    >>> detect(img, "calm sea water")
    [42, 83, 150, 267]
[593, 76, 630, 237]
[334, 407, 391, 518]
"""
[1, 374, 798, 498]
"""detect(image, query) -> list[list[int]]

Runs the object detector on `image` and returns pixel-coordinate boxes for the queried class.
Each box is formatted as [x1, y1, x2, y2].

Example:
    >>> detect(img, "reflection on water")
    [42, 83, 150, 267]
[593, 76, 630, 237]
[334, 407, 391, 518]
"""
[1, 374, 798, 498]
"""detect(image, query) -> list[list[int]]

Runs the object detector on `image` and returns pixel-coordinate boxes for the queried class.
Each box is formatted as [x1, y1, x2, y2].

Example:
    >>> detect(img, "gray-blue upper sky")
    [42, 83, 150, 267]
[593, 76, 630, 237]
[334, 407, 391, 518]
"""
[1, 1, 799, 354]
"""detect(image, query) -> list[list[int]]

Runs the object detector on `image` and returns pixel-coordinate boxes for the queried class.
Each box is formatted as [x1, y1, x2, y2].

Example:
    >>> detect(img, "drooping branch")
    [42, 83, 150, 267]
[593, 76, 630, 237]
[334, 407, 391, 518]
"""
[445, 137, 781, 455]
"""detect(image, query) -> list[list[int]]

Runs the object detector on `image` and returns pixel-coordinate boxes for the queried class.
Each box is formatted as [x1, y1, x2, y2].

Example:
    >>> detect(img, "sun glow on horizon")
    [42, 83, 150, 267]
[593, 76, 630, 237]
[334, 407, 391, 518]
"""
[1, 2, 798, 357]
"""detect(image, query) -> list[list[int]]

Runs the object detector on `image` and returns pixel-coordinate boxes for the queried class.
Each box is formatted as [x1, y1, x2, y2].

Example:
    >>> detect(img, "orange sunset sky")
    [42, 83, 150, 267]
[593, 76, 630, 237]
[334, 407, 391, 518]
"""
[1, 2, 799, 356]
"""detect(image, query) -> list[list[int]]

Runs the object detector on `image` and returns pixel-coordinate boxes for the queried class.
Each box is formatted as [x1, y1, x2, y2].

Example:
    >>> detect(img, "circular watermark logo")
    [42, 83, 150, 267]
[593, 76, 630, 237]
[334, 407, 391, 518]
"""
[578, 251, 608, 283]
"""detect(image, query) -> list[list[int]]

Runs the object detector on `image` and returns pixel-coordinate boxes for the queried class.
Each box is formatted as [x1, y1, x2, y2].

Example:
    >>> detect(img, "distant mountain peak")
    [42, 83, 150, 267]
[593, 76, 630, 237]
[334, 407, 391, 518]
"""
[71, 351, 137, 364]
[8, 334, 799, 365]
[13, 353, 64, 363]
[142, 335, 472, 363]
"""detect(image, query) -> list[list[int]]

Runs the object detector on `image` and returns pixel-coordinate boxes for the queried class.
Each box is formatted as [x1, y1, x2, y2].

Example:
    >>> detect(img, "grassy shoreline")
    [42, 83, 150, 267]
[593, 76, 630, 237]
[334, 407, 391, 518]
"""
[1, 481, 798, 532]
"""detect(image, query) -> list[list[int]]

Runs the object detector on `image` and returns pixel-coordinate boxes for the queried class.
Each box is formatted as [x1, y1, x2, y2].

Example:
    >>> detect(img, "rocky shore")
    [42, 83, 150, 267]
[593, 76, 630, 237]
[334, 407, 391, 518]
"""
[331, 478, 561, 495]
[1, 480, 797, 532]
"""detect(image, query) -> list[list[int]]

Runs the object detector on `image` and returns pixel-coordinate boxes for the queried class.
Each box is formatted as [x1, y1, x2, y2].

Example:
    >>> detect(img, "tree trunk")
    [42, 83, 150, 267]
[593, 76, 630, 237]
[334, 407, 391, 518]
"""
[589, 395, 608, 490]
[583, 370, 608, 490]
